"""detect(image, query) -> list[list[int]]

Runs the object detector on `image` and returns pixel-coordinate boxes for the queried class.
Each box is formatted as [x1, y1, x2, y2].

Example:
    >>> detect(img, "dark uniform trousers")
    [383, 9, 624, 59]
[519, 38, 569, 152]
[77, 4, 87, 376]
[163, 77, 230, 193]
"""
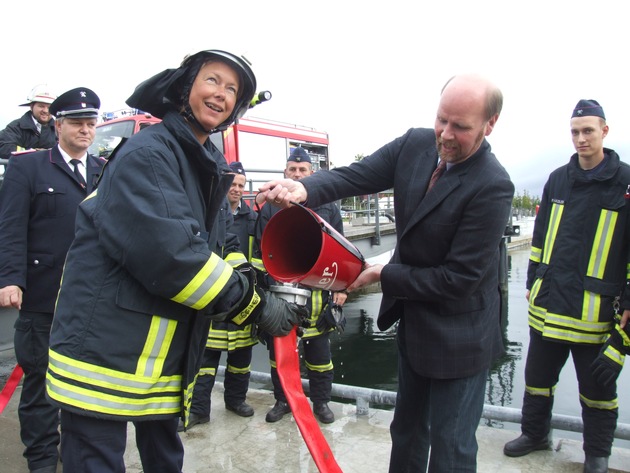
[60, 410, 183, 473]
[191, 347, 253, 416]
[269, 333, 334, 404]
[522, 329, 617, 457]
[14, 310, 59, 470]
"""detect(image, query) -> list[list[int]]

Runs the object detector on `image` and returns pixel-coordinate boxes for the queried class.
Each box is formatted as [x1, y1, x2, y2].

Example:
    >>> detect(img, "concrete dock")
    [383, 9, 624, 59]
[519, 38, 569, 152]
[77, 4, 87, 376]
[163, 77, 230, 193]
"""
[2, 382, 629, 472]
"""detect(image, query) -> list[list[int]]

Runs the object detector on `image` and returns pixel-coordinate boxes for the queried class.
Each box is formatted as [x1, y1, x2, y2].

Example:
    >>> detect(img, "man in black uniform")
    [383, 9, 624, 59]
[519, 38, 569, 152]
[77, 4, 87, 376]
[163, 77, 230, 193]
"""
[0, 84, 58, 159]
[0, 87, 104, 473]
[182, 161, 260, 430]
[254, 147, 347, 424]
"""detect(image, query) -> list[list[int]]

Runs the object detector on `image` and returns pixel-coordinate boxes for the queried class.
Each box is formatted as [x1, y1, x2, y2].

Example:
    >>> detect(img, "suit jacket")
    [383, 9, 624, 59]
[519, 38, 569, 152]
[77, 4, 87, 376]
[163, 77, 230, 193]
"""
[303, 128, 514, 378]
[0, 146, 104, 313]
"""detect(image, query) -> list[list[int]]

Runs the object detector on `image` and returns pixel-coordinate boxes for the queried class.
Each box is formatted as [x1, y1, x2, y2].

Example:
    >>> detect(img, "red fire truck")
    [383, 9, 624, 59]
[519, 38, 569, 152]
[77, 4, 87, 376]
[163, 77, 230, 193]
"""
[89, 110, 330, 188]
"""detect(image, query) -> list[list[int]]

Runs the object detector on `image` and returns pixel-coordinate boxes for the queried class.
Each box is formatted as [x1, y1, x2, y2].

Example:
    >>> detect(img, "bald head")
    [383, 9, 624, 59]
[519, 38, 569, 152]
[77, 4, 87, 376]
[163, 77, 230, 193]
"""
[441, 74, 503, 122]
[435, 74, 502, 164]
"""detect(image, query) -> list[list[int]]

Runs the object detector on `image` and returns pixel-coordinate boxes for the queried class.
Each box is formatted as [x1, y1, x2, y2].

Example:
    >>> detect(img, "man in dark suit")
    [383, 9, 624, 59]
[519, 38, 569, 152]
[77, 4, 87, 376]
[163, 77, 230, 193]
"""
[0, 87, 104, 473]
[257, 74, 515, 472]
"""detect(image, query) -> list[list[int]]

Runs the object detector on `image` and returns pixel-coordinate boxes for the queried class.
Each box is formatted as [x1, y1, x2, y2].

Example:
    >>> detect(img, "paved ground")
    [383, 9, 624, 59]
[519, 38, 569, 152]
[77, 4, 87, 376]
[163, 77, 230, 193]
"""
[2, 382, 629, 472]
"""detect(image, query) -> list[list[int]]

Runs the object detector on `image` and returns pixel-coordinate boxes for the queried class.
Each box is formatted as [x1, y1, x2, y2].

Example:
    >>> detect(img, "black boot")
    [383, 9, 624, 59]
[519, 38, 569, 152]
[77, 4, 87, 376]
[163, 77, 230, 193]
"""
[583, 454, 608, 473]
[265, 401, 291, 422]
[503, 434, 550, 457]
[226, 401, 254, 417]
[177, 412, 210, 432]
[313, 402, 335, 424]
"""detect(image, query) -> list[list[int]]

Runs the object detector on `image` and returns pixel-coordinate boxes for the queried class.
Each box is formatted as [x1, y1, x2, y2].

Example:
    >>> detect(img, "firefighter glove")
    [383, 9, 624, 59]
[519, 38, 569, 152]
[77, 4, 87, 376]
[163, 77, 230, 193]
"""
[591, 322, 630, 387]
[316, 302, 346, 334]
[260, 291, 310, 337]
[227, 265, 308, 337]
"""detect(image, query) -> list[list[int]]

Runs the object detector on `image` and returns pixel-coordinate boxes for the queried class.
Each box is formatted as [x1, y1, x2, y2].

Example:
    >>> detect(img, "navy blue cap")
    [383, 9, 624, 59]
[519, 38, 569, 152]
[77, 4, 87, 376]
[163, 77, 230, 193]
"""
[49, 87, 100, 119]
[572, 99, 605, 120]
[228, 161, 246, 176]
[288, 147, 311, 164]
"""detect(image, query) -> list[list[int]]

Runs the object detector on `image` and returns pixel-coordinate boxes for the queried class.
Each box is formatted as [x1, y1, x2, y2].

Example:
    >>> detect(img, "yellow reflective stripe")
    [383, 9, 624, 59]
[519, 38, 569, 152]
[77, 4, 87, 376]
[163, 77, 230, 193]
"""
[603, 344, 625, 365]
[250, 258, 265, 271]
[582, 291, 601, 323]
[587, 209, 617, 278]
[248, 236, 255, 262]
[530, 246, 542, 263]
[171, 253, 233, 309]
[231, 290, 261, 325]
[544, 311, 611, 334]
[270, 359, 277, 369]
[580, 393, 618, 410]
[302, 290, 325, 338]
[528, 307, 610, 344]
[47, 349, 182, 416]
[198, 367, 217, 376]
[618, 325, 630, 347]
[225, 251, 247, 267]
[48, 349, 181, 393]
[226, 363, 251, 375]
[136, 316, 177, 378]
[46, 375, 181, 416]
[626, 262, 630, 280]
[525, 385, 555, 397]
[305, 360, 333, 372]
[542, 203, 564, 264]
[206, 324, 257, 350]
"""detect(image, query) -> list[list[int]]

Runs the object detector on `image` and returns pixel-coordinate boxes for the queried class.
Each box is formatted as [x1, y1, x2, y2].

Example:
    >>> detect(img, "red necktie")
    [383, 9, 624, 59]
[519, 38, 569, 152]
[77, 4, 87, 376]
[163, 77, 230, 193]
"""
[426, 160, 446, 193]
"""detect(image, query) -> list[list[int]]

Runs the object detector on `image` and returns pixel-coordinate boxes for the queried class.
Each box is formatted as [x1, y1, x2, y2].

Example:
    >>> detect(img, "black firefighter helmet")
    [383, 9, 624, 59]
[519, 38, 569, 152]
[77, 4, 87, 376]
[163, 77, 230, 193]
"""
[126, 49, 256, 133]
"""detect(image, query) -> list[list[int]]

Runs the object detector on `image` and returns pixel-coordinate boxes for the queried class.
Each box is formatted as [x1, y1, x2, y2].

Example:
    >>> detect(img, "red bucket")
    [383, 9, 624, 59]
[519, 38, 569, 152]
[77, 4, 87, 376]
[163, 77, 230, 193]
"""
[261, 204, 365, 291]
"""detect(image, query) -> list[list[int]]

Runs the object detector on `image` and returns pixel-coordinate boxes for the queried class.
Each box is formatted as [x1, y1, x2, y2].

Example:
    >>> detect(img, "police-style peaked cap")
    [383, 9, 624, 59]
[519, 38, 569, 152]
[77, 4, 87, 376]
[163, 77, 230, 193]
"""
[49, 87, 100, 119]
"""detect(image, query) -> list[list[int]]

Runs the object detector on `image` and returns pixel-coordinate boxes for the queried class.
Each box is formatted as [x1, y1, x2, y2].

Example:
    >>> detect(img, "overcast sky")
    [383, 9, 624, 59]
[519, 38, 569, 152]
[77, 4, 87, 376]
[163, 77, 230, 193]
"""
[2, 0, 628, 196]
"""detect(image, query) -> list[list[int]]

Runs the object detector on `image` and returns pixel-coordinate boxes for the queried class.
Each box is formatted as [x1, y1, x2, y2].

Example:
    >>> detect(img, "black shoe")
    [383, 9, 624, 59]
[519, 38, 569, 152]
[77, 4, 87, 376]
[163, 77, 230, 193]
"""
[313, 402, 335, 424]
[265, 401, 291, 422]
[503, 434, 550, 457]
[583, 454, 608, 473]
[226, 401, 254, 417]
[177, 413, 210, 432]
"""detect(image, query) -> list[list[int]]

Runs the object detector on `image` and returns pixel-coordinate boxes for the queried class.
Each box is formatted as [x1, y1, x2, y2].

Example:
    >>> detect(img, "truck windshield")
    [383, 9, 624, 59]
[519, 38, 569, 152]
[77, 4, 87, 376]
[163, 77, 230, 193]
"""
[89, 121, 136, 159]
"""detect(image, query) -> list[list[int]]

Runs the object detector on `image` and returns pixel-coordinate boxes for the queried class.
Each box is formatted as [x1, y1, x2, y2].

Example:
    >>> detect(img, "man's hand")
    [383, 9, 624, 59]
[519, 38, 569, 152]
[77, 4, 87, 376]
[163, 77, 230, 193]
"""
[0, 285, 22, 309]
[256, 179, 308, 208]
[346, 263, 383, 293]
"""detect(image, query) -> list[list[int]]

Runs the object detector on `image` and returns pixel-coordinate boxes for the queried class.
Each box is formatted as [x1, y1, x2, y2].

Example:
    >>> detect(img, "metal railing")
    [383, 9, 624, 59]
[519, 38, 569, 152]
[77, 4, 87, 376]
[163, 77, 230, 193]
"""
[220, 367, 630, 441]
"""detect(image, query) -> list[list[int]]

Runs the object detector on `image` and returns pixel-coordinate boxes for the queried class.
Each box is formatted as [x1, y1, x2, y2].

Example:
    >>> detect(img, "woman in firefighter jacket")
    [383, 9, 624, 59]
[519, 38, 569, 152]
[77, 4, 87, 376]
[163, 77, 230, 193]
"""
[44, 50, 306, 472]
[505, 99, 630, 470]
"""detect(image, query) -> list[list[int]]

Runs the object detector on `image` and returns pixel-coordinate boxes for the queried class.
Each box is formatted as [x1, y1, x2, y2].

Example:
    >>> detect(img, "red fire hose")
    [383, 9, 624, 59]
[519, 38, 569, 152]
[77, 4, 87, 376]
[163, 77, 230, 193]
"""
[274, 328, 342, 472]
[0, 364, 23, 414]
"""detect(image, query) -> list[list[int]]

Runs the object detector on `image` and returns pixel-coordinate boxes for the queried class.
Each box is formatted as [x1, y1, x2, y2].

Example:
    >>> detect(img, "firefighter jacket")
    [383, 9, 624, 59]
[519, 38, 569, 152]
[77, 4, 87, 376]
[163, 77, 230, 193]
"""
[207, 199, 258, 352]
[46, 111, 247, 422]
[253, 200, 344, 338]
[527, 149, 630, 345]
[0, 111, 56, 159]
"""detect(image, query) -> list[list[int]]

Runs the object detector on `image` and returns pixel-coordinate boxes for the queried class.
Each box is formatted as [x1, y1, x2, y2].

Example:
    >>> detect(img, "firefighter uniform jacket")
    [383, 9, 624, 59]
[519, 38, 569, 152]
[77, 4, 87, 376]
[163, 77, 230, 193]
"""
[0, 111, 56, 159]
[253, 200, 344, 338]
[527, 149, 630, 344]
[46, 111, 246, 422]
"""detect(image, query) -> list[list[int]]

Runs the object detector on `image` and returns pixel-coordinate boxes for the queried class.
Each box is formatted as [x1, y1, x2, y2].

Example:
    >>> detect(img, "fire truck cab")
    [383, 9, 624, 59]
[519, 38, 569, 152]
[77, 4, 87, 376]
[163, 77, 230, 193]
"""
[90, 111, 330, 190]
